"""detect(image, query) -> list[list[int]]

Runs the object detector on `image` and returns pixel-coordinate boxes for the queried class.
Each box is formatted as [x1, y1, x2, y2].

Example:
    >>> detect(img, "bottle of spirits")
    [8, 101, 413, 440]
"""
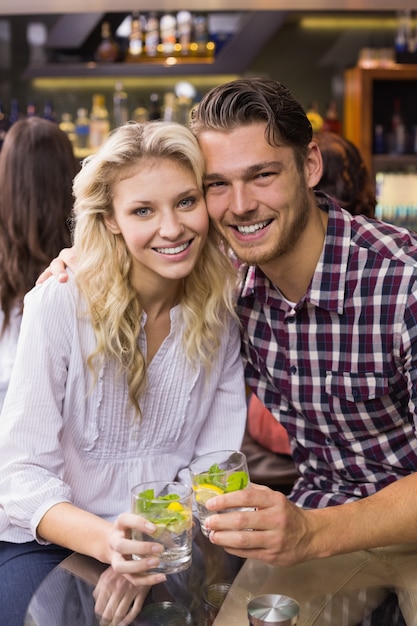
[306, 101, 324, 133]
[89, 94, 110, 150]
[59, 112, 77, 149]
[148, 93, 162, 121]
[9, 98, 21, 126]
[160, 13, 177, 56]
[145, 13, 160, 57]
[322, 101, 342, 134]
[162, 92, 177, 122]
[26, 101, 37, 117]
[390, 98, 406, 154]
[95, 21, 120, 63]
[177, 11, 192, 56]
[74, 108, 90, 151]
[126, 12, 143, 61]
[132, 99, 149, 123]
[113, 81, 129, 128]
[42, 99, 56, 122]
[193, 13, 209, 56]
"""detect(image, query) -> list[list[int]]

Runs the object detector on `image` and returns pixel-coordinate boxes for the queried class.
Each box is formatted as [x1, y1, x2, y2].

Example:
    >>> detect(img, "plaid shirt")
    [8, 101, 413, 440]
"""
[238, 194, 417, 509]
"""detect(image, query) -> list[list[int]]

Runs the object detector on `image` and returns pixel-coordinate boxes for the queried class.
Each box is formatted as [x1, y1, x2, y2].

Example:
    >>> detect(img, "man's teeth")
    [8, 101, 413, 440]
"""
[155, 242, 189, 255]
[236, 220, 270, 234]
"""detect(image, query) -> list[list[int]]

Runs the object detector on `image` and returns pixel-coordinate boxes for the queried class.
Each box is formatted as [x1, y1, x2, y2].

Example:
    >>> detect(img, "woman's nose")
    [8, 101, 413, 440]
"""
[158, 212, 185, 239]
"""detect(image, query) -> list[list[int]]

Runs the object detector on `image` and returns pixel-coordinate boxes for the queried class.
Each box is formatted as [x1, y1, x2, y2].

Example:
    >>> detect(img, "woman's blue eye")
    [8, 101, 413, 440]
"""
[179, 197, 194, 208]
[136, 207, 151, 216]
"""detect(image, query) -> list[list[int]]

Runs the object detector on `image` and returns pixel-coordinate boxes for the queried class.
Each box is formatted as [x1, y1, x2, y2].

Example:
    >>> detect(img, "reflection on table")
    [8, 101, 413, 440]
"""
[214, 553, 415, 626]
[24, 520, 243, 626]
[25, 522, 416, 625]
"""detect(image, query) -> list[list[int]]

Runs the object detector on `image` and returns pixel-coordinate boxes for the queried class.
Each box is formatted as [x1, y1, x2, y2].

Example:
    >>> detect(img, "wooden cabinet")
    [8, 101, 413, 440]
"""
[343, 64, 417, 177]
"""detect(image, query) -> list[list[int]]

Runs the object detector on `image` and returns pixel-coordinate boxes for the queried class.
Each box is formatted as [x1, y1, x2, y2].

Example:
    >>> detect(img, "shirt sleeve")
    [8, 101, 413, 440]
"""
[0, 278, 76, 541]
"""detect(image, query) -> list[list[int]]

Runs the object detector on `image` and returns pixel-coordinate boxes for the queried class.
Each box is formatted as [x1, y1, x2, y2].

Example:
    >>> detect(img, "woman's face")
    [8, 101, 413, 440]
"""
[105, 158, 209, 291]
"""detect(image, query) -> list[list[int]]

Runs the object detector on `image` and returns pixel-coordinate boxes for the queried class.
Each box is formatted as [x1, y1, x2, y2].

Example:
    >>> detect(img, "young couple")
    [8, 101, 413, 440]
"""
[1, 78, 417, 625]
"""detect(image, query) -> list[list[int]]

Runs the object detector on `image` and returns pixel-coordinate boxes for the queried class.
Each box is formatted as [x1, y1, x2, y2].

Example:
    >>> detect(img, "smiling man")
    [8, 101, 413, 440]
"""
[190, 77, 417, 625]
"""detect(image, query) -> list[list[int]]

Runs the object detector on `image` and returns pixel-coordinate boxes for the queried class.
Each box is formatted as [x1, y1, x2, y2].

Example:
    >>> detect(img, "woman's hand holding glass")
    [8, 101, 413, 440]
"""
[108, 513, 167, 586]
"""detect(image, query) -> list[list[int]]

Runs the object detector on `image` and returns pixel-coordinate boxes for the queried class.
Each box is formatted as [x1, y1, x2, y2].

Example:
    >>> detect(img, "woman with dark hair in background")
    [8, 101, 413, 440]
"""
[314, 131, 376, 218]
[0, 117, 78, 410]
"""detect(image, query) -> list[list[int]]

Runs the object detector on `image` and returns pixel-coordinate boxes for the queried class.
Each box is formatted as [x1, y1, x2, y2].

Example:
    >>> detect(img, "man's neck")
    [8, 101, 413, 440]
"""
[260, 205, 328, 303]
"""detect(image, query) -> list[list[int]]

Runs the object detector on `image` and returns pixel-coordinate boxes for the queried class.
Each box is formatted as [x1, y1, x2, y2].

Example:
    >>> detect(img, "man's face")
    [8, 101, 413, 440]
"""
[198, 122, 321, 269]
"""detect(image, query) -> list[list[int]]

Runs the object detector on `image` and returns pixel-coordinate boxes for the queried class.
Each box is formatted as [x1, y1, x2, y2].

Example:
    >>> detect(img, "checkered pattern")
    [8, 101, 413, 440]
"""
[238, 194, 417, 509]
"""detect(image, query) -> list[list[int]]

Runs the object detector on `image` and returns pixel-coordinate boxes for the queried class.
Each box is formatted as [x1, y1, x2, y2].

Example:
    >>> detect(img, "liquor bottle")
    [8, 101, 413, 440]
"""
[94, 21, 120, 63]
[89, 94, 110, 150]
[113, 81, 129, 128]
[0, 101, 9, 151]
[74, 107, 90, 151]
[160, 13, 176, 56]
[306, 101, 323, 133]
[9, 98, 22, 126]
[390, 98, 406, 154]
[42, 99, 56, 122]
[145, 12, 160, 57]
[193, 13, 209, 56]
[126, 12, 143, 61]
[322, 101, 342, 134]
[177, 11, 192, 56]
[59, 112, 77, 149]
[148, 93, 162, 121]
[26, 101, 37, 117]
[162, 92, 177, 122]
[132, 99, 149, 123]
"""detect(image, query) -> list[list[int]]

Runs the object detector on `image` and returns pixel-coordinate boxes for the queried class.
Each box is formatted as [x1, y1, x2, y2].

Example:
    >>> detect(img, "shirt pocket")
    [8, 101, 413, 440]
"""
[325, 371, 396, 440]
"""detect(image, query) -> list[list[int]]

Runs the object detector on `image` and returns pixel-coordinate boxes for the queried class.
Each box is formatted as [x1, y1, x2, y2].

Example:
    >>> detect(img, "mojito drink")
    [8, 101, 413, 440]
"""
[189, 450, 250, 537]
[131, 481, 192, 574]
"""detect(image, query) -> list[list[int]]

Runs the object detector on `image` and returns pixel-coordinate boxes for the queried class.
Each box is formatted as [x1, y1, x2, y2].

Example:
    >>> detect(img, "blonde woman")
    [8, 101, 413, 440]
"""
[0, 121, 246, 625]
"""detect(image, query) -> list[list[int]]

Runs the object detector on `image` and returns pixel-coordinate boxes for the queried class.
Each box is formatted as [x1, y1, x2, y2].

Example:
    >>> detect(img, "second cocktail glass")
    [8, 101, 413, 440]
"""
[188, 450, 250, 537]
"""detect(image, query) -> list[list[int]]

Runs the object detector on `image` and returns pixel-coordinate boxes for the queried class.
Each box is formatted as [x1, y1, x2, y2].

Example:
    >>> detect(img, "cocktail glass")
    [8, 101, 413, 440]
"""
[131, 480, 193, 574]
[188, 450, 250, 537]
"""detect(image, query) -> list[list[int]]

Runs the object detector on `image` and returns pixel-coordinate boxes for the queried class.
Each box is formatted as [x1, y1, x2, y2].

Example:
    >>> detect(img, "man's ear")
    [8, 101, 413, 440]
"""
[104, 215, 121, 235]
[305, 141, 323, 189]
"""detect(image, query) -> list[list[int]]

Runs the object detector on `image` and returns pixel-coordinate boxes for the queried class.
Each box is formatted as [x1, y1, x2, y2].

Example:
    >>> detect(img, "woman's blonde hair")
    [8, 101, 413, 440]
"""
[72, 121, 238, 415]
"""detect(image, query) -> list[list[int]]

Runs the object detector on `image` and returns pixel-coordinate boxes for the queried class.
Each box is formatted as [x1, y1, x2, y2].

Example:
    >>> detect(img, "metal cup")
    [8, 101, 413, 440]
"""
[247, 594, 300, 625]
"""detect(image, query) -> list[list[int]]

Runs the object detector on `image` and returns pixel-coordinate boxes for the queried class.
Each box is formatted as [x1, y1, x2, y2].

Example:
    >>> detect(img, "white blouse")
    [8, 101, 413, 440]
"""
[0, 274, 246, 544]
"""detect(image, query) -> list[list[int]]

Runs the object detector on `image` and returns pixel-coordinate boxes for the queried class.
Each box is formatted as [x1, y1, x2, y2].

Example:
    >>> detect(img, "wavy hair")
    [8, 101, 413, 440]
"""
[190, 76, 313, 169]
[0, 117, 77, 334]
[72, 121, 238, 415]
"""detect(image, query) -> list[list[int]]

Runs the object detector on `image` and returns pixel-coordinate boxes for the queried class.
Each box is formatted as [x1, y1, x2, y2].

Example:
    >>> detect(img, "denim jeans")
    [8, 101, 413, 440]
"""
[0, 540, 71, 626]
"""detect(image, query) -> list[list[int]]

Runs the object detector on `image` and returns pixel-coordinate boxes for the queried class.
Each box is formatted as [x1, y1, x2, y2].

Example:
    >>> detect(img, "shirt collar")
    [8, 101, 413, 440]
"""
[240, 193, 350, 315]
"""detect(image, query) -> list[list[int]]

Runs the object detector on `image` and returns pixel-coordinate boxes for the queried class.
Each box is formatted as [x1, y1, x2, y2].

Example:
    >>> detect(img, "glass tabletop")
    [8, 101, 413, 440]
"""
[24, 521, 244, 626]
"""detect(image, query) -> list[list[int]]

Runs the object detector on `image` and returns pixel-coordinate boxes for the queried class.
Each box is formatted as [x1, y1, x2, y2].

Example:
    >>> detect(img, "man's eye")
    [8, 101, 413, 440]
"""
[205, 181, 225, 190]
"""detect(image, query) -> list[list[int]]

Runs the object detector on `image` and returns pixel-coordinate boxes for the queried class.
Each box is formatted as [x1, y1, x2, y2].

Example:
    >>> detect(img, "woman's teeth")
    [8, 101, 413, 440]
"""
[154, 242, 190, 255]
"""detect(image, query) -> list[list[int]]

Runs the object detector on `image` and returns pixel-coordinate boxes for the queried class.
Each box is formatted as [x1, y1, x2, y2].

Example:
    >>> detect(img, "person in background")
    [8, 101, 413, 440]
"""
[0, 117, 78, 412]
[313, 131, 376, 218]
[0, 121, 246, 626]
[188, 77, 417, 625]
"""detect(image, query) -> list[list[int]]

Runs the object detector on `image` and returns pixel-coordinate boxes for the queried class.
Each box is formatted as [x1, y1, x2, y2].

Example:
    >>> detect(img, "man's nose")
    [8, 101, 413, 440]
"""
[230, 185, 257, 216]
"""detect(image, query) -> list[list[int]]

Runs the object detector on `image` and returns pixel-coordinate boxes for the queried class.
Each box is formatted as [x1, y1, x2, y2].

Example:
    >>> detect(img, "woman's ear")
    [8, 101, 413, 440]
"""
[305, 141, 323, 189]
[104, 215, 121, 235]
